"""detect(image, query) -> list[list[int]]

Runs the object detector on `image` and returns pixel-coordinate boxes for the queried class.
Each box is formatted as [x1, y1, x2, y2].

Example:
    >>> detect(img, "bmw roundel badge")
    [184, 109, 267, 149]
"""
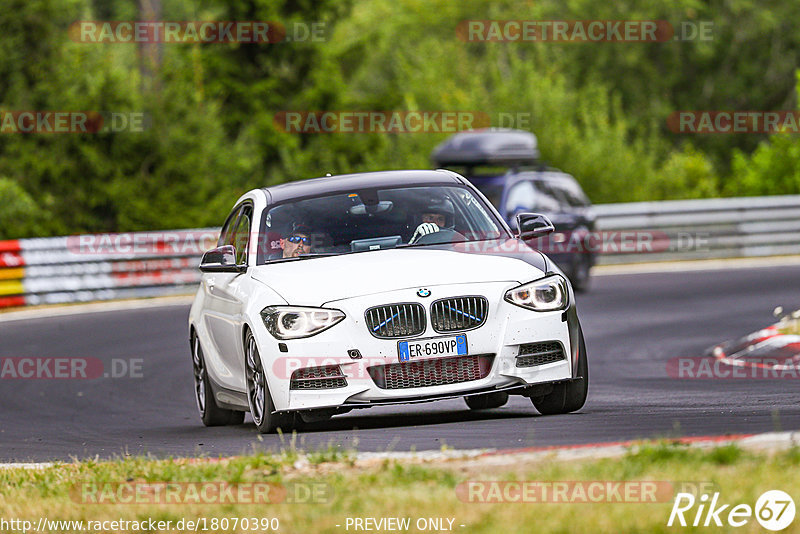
[417, 288, 431, 298]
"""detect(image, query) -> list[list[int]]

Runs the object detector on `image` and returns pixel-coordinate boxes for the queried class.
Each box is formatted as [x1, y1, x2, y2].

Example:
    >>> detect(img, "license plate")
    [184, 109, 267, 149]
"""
[398, 334, 467, 362]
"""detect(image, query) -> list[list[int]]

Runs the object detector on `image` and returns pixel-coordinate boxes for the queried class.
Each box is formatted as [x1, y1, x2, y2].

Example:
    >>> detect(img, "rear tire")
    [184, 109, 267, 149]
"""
[245, 330, 294, 434]
[191, 332, 245, 426]
[532, 329, 588, 415]
[465, 392, 509, 410]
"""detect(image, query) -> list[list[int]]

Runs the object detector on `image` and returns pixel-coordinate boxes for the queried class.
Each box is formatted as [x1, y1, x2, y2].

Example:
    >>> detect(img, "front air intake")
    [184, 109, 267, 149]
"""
[365, 303, 426, 338]
[430, 296, 488, 332]
[290, 365, 348, 390]
[367, 355, 493, 389]
[515, 341, 566, 367]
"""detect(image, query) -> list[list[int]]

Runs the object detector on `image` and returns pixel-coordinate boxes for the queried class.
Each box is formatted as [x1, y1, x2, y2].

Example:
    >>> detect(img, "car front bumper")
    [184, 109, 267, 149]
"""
[257, 281, 579, 412]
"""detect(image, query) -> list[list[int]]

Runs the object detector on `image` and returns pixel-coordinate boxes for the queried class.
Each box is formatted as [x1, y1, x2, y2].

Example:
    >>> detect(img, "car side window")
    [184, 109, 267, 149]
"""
[231, 205, 253, 265]
[218, 207, 242, 247]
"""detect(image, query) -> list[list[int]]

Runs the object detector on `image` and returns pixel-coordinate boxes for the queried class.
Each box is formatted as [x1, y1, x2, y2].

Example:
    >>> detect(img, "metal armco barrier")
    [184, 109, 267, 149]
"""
[1, 195, 799, 308]
[593, 195, 800, 264]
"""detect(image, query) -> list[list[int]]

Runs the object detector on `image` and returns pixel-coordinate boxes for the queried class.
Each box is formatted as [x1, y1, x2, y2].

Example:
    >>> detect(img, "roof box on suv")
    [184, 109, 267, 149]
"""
[431, 128, 539, 166]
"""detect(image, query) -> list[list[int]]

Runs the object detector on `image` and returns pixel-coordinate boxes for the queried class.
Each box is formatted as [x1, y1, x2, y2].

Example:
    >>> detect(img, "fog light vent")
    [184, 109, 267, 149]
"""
[290, 365, 347, 390]
[516, 341, 566, 368]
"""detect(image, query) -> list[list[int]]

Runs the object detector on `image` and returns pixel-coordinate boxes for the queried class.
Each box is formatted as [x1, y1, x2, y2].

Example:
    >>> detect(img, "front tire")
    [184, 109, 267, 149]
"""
[532, 329, 588, 415]
[245, 330, 294, 434]
[191, 332, 245, 426]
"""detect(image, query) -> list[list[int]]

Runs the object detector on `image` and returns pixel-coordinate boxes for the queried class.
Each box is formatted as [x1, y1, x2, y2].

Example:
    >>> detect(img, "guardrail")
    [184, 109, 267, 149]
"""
[1, 195, 799, 308]
[593, 195, 800, 264]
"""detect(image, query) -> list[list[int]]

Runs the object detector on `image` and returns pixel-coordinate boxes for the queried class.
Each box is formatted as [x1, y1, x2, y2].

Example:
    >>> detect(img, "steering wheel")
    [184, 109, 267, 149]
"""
[413, 227, 467, 245]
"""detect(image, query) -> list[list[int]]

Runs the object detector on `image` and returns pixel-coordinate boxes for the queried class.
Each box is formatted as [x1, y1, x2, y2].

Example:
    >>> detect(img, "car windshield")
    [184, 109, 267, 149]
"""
[504, 180, 562, 214]
[259, 185, 507, 263]
[542, 179, 591, 207]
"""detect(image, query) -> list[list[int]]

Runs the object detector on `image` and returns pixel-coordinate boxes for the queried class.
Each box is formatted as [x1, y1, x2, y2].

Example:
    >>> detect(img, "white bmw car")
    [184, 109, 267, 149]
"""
[189, 170, 588, 433]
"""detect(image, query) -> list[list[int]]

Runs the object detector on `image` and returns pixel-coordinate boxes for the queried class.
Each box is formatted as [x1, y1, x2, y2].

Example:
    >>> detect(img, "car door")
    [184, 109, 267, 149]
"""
[201, 203, 253, 390]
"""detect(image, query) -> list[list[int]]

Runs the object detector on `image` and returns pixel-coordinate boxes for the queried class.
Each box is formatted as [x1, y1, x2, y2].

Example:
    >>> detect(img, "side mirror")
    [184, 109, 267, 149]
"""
[199, 245, 246, 273]
[516, 213, 555, 240]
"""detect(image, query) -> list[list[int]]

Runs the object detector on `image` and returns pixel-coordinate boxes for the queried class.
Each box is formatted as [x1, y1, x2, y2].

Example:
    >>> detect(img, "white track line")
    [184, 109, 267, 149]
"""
[594, 255, 800, 276]
[0, 462, 54, 469]
[0, 294, 195, 323]
[2, 431, 797, 469]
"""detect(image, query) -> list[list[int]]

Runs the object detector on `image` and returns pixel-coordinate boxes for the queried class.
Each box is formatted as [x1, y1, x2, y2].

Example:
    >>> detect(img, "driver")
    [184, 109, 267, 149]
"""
[274, 222, 313, 258]
[409, 197, 455, 244]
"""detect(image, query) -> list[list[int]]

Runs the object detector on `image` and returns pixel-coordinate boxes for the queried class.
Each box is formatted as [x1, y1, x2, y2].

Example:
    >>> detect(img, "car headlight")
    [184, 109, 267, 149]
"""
[504, 275, 568, 311]
[260, 306, 345, 340]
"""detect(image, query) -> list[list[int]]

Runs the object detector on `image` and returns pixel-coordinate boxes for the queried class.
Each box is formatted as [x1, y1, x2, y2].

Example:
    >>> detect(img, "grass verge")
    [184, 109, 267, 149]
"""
[1, 442, 798, 533]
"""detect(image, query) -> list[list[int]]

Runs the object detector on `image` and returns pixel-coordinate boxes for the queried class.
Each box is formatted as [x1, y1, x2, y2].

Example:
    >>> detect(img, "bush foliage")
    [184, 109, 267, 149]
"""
[1, 0, 799, 238]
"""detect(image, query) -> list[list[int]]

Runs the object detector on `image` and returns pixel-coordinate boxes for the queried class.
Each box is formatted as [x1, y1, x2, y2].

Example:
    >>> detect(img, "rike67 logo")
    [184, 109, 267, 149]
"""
[668, 490, 795, 531]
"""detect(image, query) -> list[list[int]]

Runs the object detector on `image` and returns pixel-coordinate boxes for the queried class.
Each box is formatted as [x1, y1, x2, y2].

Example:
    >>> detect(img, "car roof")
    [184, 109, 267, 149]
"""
[262, 169, 464, 204]
[431, 128, 539, 166]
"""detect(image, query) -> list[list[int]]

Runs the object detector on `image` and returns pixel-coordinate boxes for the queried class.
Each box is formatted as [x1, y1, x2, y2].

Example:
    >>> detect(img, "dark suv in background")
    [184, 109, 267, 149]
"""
[432, 129, 596, 291]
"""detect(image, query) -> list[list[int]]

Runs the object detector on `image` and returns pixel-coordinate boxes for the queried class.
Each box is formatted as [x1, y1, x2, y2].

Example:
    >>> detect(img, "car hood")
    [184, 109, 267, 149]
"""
[250, 244, 546, 305]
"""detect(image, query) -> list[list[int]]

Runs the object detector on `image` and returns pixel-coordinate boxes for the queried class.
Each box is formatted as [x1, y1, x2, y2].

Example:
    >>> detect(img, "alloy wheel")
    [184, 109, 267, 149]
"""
[245, 334, 266, 425]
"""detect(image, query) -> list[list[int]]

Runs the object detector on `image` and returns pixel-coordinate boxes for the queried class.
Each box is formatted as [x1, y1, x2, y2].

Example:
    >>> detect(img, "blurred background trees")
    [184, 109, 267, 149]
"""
[1, 0, 799, 238]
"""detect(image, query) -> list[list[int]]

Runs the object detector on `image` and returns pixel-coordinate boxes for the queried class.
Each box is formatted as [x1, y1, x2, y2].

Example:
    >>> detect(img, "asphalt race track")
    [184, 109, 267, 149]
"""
[2, 262, 799, 462]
